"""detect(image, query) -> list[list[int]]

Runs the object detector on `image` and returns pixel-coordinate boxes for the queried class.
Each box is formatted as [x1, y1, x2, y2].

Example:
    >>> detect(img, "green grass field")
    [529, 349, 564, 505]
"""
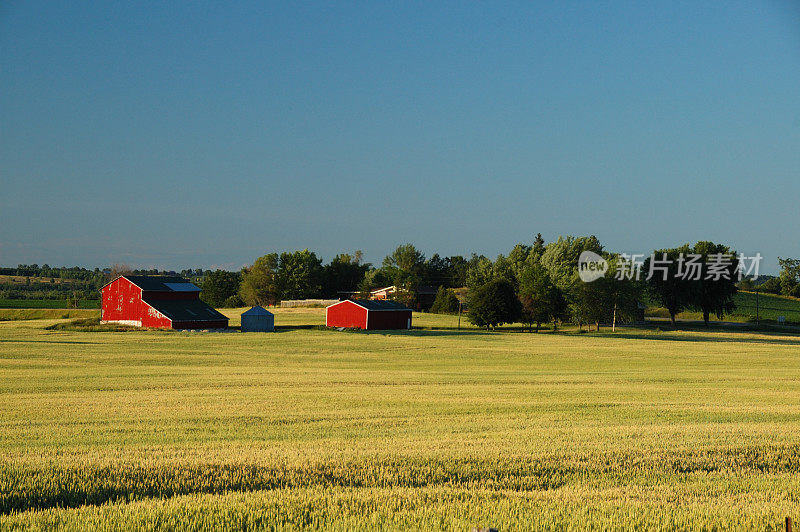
[0, 308, 100, 322]
[0, 299, 101, 310]
[2, 309, 800, 529]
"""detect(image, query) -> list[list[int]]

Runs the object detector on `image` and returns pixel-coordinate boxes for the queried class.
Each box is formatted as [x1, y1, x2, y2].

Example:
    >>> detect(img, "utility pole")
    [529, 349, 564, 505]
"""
[612, 302, 617, 332]
[457, 300, 463, 330]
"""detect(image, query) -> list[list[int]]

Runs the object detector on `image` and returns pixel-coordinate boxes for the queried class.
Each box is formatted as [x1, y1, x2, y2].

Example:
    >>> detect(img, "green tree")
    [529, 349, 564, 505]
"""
[423, 254, 449, 287]
[644, 245, 693, 326]
[430, 286, 460, 314]
[492, 254, 518, 289]
[223, 294, 244, 307]
[466, 254, 494, 289]
[356, 268, 392, 299]
[382, 244, 426, 287]
[540, 235, 604, 293]
[570, 256, 642, 331]
[467, 279, 522, 330]
[239, 254, 280, 306]
[445, 255, 469, 287]
[518, 263, 566, 332]
[758, 277, 782, 294]
[200, 270, 241, 307]
[276, 249, 324, 299]
[688, 241, 739, 326]
[531, 233, 546, 261]
[322, 252, 370, 298]
[778, 257, 800, 297]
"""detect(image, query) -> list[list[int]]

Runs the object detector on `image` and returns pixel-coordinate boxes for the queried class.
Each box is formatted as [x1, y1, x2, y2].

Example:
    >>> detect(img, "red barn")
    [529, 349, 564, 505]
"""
[101, 275, 228, 329]
[326, 299, 412, 330]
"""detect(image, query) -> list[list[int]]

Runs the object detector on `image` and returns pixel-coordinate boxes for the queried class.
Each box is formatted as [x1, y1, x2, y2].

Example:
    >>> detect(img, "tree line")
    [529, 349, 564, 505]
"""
[199, 235, 749, 330]
[5, 237, 786, 326]
[742, 258, 800, 298]
[201, 247, 470, 308]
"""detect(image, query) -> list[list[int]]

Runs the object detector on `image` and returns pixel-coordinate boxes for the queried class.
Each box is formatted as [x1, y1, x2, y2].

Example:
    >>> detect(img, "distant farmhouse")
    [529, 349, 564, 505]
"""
[335, 285, 439, 311]
[101, 275, 228, 329]
[326, 299, 412, 330]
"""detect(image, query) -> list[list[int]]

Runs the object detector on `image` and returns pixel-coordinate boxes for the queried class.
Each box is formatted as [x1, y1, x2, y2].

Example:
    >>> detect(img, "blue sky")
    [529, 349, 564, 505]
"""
[1, 1, 798, 273]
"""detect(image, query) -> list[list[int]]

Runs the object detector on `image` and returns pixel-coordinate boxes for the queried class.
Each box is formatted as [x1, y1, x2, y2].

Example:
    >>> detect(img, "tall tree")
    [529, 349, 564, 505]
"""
[466, 254, 494, 289]
[239, 254, 280, 306]
[689, 241, 739, 326]
[423, 253, 450, 287]
[492, 254, 518, 289]
[518, 263, 566, 332]
[571, 256, 641, 331]
[276, 249, 324, 299]
[531, 233, 546, 261]
[445, 255, 469, 287]
[467, 279, 522, 330]
[539, 235, 604, 293]
[200, 270, 241, 307]
[778, 257, 800, 297]
[644, 245, 693, 326]
[382, 244, 426, 287]
[322, 252, 370, 298]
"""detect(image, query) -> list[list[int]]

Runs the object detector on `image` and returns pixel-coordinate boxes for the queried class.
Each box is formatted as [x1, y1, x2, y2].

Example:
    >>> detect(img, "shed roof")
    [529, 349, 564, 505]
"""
[242, 306, 273, 316]
[145, 298, 228, 322]
[103, 275, 200, 292]
[338, 299, 412, 311]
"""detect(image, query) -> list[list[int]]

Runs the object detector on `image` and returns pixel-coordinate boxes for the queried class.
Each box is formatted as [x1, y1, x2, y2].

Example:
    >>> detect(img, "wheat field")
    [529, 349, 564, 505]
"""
[1, 309, 799, 530]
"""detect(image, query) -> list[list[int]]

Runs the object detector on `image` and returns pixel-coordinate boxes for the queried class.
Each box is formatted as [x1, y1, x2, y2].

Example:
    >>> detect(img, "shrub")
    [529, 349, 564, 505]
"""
[430, 287, 460, 314]
[223, 295, 244, 308]
[467, 279, 521, 330]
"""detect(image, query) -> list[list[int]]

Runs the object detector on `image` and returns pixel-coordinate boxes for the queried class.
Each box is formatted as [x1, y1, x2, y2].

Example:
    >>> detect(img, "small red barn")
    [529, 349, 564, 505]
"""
[101, 275, 228, 329]
[326, 299, 412, 330]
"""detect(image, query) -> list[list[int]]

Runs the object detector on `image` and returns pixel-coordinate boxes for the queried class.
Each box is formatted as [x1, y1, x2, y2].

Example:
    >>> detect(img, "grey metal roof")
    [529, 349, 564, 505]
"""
[145, 298, 228, 323]
[347, 299, 412, 311]
[241, 306, 273, 316]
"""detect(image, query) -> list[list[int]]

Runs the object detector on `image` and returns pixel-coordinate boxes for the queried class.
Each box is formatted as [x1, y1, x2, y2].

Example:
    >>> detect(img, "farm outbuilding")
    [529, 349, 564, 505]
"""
[326, 299, 412, 330]
[241, 306, 274, 332]
[370, 285, 438, 310]
[100, 275, 228, 329]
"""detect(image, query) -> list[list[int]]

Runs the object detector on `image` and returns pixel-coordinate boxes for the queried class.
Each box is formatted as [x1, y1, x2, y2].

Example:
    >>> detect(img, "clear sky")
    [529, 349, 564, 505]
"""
[2, 1, 798, 273]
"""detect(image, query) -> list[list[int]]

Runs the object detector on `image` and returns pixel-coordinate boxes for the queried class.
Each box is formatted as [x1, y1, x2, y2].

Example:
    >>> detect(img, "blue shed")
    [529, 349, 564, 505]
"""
[241, 306, 274, 332]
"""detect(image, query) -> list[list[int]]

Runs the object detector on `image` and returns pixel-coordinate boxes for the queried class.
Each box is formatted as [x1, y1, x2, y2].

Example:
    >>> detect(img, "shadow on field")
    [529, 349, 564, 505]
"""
[0, 339, 100, 345]
[568, 328, 800, 348]
[273, 325, 319, 333]
[337, 324, 800, 346]
[385, 329, 491, 337]
[218, 325, 320, 333]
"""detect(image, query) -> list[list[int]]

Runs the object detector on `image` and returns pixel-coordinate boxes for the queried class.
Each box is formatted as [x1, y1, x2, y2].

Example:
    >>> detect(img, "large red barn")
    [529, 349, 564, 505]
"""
[326, 299, 412, 330]
[101, 275, 228, 329]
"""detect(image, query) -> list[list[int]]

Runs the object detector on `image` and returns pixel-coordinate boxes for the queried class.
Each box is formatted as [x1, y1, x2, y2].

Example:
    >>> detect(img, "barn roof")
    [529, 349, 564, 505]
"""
[102, 275, 201, 292]
[242, 306, 273, 316]
[345, 299, 412, 311]
[145, 298, 228, 322]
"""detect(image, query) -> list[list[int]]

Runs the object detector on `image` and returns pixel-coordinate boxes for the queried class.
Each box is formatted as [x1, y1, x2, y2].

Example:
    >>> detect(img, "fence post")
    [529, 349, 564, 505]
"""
[787, 516, 793, 532]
